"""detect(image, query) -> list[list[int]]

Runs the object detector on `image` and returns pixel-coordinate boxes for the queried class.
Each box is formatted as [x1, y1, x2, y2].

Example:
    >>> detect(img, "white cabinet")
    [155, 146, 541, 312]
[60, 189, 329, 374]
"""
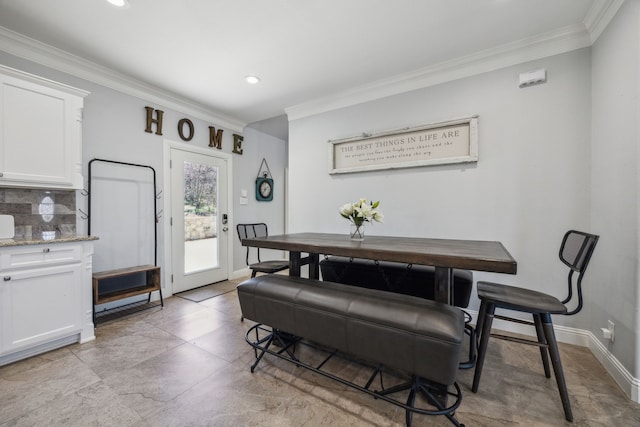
[0, 241, 95, 365]
[1, 263, 82, 353]
[0, 65, 89, 189]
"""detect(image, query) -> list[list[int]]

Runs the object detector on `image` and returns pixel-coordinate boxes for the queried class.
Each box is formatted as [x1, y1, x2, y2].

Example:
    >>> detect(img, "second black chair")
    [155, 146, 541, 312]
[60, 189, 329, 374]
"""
[471, 229, 599, 422]
[236, 223, 289, 278]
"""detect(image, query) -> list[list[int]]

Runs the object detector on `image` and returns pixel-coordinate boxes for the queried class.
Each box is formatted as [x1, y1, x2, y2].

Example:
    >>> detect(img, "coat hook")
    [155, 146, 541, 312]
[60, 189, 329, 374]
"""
[78, 208, 88, 220]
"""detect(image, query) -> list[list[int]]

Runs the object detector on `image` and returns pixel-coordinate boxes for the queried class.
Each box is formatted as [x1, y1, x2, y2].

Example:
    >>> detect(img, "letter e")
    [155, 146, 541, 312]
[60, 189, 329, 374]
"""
[233, 134, 244, 155]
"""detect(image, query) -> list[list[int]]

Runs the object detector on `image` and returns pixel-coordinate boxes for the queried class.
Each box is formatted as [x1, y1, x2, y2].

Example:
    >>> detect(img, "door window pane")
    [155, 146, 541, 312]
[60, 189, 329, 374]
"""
[183, 161, 218, 274]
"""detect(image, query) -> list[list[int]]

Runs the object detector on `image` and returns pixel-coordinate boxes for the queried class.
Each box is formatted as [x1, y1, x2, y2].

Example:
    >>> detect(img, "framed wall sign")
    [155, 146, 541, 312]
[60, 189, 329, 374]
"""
[328, 116, 478, 174]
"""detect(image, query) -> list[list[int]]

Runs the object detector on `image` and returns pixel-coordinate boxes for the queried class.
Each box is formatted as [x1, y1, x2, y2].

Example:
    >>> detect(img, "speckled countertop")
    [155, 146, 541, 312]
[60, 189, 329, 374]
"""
[0, 234, 99, 247]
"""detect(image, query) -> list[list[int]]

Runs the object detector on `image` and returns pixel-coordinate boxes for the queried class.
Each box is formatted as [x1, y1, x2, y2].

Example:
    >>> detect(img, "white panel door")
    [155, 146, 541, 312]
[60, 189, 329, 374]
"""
[170, 148, 229, 293]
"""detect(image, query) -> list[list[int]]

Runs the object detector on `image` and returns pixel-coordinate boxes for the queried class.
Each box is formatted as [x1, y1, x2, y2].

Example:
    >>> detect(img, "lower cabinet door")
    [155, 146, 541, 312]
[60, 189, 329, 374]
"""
[1, 263, 82, 354]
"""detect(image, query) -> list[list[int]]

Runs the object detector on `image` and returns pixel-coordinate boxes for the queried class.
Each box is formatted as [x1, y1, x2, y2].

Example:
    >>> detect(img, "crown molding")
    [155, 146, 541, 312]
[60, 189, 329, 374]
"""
[584, 0, 626, 43]
[0, 0, 622, 128]
[286, 0, 624, 122]
[0, 26, 246, 132]
[0, 63, 89, 98]
[286, 23, 592, 121]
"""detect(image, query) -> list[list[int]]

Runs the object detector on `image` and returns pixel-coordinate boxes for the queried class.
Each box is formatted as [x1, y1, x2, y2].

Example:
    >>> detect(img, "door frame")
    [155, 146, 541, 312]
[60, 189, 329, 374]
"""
[163, 139, 234, 297]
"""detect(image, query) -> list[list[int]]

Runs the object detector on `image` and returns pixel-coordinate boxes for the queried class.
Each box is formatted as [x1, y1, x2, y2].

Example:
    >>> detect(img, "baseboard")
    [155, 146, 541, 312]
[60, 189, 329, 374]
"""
[467, 309, 639, 403]
[0, 334, 80, 367]
[229, 268, 292, 280]
[587, 330, 640, 402]
[231, 267, 251, 280]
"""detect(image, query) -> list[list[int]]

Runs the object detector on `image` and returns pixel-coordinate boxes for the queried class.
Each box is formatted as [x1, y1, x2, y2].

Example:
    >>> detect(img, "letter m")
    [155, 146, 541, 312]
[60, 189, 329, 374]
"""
[209, 127, 224, 149]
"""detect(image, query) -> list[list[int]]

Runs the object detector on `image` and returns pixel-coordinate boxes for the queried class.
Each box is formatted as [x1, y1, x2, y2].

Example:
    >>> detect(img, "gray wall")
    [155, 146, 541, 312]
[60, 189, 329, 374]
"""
[287, 48, 607, 342]
[287, 8, 640, 381]
[289, 48, 592, 298]
[590, 0, 639, 377]
[232, 126, 287, 271]
[0, 50, 287, 288]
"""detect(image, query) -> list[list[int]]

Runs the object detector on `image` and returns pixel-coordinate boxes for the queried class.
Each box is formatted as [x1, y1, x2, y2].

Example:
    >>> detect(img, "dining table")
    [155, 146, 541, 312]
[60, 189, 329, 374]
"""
[240, 232, 517, 305]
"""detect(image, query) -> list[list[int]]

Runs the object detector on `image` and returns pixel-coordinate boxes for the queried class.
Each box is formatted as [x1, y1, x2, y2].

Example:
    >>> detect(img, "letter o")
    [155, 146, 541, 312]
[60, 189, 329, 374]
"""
[178, 118, 194, 141]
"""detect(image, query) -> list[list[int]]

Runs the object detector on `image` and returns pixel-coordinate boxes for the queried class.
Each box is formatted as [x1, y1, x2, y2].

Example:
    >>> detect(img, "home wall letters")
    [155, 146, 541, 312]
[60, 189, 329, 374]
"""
[144, 106, 243, 155]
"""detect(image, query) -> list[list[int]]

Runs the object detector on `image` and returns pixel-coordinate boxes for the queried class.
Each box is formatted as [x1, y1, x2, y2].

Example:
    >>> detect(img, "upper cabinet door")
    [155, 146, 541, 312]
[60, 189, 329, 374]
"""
[0, 65, 89, 189]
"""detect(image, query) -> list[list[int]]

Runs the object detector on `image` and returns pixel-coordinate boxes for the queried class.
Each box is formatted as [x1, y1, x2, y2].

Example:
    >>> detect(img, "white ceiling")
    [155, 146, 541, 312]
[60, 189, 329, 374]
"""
[0, 0, 615, 136]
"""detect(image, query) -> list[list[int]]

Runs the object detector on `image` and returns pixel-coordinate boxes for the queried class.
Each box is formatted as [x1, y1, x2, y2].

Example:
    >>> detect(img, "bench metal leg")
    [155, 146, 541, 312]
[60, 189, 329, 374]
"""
[406, 379, 418, 426]
[377, 376, 464, 427]
[147, 289, 164, 307]
[272, 330, 299, 361]
[458, 323, 477, 370]
[244, 323, 465, 427]
[250, 333, 274, 373]
[417, 380, 464, 427]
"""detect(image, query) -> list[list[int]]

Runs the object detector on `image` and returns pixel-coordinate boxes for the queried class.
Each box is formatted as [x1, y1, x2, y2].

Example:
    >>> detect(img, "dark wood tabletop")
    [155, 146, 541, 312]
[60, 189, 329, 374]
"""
[241, 232, 517, 274]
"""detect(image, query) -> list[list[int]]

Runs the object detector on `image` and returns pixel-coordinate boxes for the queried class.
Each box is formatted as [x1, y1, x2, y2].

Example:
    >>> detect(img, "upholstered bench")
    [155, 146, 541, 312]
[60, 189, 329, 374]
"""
[237, 275, 466, 427]
[319, 256, 473, 308]
[320, 256, 477, 369]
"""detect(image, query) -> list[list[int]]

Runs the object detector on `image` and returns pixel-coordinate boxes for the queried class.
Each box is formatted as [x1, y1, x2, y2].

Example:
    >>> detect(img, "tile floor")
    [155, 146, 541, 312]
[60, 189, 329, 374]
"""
[1, 281, 639, 427]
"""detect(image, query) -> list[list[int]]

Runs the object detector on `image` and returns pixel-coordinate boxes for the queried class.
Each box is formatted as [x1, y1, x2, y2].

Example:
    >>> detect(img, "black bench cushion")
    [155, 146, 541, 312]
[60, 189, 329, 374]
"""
[237, 275, 465, 386]
[320, 256, 473, 308]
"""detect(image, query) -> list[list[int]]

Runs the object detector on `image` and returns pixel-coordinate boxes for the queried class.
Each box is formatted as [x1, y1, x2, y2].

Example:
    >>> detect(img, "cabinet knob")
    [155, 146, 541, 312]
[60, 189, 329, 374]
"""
[43, 248, 50, 253]
[3, 276, 10, 281]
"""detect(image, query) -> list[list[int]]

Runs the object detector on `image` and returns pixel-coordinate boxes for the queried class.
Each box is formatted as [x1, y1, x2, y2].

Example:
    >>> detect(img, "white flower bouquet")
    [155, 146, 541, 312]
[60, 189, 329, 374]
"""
[339, 198, 383, 240]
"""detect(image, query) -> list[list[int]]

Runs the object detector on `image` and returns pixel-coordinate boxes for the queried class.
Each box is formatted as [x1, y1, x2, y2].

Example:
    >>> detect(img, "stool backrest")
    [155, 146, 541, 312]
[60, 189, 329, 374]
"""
[560, 230, 599, 273]
[237, 223, 269, 265]
[559, 230, 599, 315]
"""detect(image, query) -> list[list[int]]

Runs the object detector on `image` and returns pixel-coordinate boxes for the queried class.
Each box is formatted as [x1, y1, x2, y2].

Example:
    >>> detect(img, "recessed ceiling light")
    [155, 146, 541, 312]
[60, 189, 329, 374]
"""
[106, 0, 130, 8]
[245, 75, 261, 85]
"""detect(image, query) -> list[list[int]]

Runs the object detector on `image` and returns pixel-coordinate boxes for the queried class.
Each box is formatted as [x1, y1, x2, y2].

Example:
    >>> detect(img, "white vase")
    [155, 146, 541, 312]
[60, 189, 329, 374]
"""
[350, 223, 365, 241]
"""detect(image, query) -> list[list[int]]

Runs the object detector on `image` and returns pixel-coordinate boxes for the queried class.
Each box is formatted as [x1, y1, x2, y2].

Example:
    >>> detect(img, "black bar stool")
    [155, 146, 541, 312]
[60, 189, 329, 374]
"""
[471, 230, 599, 422]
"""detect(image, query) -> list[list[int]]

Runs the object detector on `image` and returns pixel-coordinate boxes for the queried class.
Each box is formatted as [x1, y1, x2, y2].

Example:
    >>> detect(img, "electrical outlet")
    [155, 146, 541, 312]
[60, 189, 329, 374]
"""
[601, 320, 615, 342]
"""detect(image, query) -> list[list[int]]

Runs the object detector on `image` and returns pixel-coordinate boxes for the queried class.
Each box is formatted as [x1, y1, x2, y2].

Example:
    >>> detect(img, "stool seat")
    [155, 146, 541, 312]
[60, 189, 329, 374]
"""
[248, 260, 289, 276]
[477, 281, 567, 314]
[237, 223, 289, 278]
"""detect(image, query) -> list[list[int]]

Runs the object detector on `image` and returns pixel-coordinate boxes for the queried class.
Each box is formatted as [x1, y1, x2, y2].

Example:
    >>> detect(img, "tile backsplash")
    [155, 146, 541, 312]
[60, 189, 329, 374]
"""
[0, 188, 76, 239]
